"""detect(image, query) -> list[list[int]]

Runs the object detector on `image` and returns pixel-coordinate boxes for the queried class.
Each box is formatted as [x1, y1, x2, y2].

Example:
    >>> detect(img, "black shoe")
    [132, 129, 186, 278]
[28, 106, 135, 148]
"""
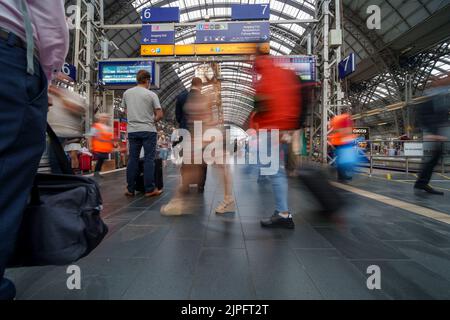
[414, 184, 444, 195]
[261, 213, 295, 229]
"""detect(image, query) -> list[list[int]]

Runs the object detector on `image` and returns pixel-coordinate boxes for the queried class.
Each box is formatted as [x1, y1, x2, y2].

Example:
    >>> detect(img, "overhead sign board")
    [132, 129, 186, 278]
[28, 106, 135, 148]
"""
[404, 142, 424, 157]
[174, 44, 196, 55]
[231, 4, 270, 20]
[195, 22, 270, 44]
[141, 43, 270, 56]
[273, 56, 317, 82]
[194, 42, 269, 55]
[141, 7, 180, 23]
[98, 60, 159, 88]
[141, 24, 175, 45]
[338, 53, 356, 80]
[140, 44, 175, 56]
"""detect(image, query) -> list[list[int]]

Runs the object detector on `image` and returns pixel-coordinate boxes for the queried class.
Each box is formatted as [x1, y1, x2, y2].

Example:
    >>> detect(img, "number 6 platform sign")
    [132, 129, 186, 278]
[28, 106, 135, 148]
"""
[61, 62, 77, 82]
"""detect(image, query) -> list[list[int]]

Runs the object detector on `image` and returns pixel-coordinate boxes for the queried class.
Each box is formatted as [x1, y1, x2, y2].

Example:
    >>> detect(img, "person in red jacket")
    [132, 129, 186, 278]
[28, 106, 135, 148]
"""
[251, 54, 302, 229]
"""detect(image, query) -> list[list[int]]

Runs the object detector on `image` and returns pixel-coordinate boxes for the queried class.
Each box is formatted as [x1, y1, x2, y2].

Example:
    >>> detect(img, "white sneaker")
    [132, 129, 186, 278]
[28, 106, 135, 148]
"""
[215, 199, 236, 214]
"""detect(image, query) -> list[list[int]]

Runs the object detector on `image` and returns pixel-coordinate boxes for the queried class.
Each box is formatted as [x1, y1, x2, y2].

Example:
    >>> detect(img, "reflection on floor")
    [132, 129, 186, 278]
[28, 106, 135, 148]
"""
[6, 164, 450, 300]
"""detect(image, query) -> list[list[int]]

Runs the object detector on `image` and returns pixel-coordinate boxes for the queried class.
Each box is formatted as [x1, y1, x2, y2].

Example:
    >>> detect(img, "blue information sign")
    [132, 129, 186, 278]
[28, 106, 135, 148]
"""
[231, 4, 270, 20]
[61, 62, 76, 81]
[141, 24, 175, 45]
[195, 22, 270, 44]
[338, 53, 356, 80]
[141, 7, 180, 23]
[98, 61, 156, 86]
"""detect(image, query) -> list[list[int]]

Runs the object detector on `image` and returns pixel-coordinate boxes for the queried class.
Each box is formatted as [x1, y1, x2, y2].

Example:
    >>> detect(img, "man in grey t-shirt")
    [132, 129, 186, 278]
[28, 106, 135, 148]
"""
[122, 70, 163, 197]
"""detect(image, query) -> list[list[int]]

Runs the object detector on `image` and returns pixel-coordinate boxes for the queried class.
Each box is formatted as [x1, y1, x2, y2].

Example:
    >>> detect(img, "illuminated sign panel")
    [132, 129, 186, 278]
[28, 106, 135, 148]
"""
[98, 60, 159, 87]
[273, 56, 317, 82]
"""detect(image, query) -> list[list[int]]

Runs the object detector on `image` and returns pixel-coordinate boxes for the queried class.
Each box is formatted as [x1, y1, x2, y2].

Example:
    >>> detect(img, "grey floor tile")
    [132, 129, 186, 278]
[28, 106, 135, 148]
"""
[279, 223, 333, 249]
[384, 240, 450, 282]
[245, 241, 322, 299]
[315, 227, 408, 260]
[203, 219, 245, 248]
[123, 239, 202, 299]
[240, 217, 285, 241]
[91, 225, 170, 258]
[350, 260, 450, 299]
[294, 249, 388, 300]
[190, 248, 256, 299]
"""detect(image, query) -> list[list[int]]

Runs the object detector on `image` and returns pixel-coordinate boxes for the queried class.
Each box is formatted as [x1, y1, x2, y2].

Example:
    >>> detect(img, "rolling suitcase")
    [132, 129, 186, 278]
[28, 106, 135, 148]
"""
[180, 163, 207, 190]
[298, 167, 343, 216]
[135, 158, 163, 192]
[79, 153, 92, 173]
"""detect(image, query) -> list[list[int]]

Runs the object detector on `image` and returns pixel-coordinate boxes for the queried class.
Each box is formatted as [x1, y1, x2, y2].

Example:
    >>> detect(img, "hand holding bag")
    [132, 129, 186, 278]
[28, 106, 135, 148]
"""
[7, 124, 108, 268]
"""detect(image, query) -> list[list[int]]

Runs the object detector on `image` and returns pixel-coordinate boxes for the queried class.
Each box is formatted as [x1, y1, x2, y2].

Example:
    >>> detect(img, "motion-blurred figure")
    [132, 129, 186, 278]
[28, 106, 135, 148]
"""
[250, 54, 301, 229]
[47, 81, 87, 173]
[329, 113, 357, 182]
[413, 74, 450, 195]
[88, 113, 115, 179]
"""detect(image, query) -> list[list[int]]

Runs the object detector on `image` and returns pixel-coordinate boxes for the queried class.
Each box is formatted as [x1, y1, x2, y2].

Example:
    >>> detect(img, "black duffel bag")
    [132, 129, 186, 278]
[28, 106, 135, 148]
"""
[7, 124, 108, 267]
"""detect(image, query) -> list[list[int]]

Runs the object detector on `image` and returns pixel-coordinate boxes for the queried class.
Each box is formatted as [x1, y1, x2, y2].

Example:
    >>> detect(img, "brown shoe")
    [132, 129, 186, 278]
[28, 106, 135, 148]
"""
[145, 189, 163, 197]
[124, 190, 135, 197]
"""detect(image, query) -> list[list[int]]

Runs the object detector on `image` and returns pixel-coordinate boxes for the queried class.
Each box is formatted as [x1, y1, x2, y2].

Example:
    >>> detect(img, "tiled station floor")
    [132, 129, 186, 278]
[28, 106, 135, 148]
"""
[6, 164, 450, 299]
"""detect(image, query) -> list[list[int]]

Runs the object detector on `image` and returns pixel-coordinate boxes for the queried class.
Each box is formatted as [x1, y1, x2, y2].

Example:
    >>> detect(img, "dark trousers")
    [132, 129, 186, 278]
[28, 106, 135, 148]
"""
[94, 152, 109, 173]
[0, 37, 48, 300]
[127, 131, 157, 193]
[415, 142, 443, 187]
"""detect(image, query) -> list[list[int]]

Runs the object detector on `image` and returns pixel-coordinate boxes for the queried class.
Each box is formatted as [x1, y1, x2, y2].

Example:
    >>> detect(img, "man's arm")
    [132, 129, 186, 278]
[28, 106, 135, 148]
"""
[155, 108, 163, 122]
[152, 92, 163, 122]
[28, 0, 69, 81]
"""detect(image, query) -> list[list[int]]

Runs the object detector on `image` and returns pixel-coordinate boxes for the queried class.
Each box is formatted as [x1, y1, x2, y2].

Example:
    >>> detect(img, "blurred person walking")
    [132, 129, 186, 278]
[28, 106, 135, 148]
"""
[329, 113, 357, 182]
[413, 74, 450, 195]
[88, 113, 115, 179]
[122, 70, 163, 197]
[0, 0, 69, 300]
[47, 81, 87, 174]
[250, 54, 301, 229]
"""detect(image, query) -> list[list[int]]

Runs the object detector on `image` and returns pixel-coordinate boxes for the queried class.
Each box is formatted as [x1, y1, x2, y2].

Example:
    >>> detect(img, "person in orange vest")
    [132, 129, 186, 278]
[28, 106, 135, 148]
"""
[88, 113, 116, 179]
[329, 113, 357, 182]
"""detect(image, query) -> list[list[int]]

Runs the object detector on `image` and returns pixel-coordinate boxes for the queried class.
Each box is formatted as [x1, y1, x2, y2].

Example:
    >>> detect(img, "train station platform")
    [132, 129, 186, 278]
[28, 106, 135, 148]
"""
[6, 165, 450, 300]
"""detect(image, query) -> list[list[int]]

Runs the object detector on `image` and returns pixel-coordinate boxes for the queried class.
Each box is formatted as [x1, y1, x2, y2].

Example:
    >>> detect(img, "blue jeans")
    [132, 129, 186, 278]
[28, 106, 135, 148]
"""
[259, 133, 289, 213]
[127, 131, 157, 193]
[0, 35, 48, 300]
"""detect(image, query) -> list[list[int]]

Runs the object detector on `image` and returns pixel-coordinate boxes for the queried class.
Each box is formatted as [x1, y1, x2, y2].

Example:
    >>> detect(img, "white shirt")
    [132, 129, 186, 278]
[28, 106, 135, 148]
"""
[0, 0, 69, 80]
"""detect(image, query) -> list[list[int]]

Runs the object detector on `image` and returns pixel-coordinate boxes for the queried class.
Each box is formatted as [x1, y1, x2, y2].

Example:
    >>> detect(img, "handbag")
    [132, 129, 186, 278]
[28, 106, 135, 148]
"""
[7, 124, 108, 268]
